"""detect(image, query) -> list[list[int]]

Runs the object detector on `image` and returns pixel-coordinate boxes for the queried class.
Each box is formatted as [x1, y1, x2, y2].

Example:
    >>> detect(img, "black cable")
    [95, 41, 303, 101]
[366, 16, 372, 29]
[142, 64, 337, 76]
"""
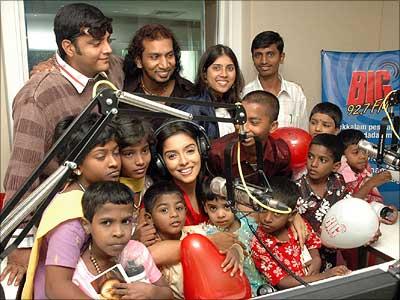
[239, 212, 310, 287]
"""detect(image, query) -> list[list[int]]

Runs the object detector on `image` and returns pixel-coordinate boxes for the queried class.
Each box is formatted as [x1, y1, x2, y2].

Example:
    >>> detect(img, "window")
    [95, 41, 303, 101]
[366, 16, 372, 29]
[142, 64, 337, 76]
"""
[24, 0, 205, 82]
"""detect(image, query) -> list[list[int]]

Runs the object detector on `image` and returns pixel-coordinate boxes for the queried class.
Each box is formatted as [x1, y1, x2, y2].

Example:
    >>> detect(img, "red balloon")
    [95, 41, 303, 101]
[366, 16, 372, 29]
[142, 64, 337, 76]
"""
[271, 127, 312, 169]
[181, 233, 251, 299]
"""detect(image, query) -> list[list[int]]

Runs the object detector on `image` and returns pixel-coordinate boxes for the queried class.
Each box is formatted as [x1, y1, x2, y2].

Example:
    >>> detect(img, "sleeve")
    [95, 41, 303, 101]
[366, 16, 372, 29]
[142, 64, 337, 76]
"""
[298, 87, 308, 130]
[304, 222, 322, 250]
[107, 54, 125, 89]
[208, 141, 224, 177]
[338, 174, 352, 199]
[345, 180, 358, 196]
[365, 187, 384, 203]
[3, 89, 51, 202]
[45, 219, 86, 268]
[274, 139, 293, 178]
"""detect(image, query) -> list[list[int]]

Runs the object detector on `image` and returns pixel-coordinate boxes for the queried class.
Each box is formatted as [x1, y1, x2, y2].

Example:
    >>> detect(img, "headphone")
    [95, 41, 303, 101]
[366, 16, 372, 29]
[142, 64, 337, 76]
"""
[151, 120, 211, 177]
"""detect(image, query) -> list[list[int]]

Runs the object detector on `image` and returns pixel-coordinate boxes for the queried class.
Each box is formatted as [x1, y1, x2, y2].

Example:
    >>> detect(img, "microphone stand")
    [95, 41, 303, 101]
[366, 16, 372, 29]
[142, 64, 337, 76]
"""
[377, 90, 400, 167]
[0, 88, 119, 259]
[0, 87, 246, 259]
[222, 123, 309, 289]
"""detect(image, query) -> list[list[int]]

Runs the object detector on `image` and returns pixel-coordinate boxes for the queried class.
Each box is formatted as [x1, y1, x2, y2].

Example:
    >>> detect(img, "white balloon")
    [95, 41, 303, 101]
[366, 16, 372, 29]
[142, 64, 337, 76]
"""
[321, 196, 379, 249]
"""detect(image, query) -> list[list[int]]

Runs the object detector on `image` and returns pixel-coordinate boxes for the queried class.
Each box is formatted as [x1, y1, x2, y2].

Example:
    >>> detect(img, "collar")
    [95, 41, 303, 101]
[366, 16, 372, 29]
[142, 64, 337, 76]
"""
[256, 74, 288, 96]
[277, 74, 290, 96]
[339, 156, 371, 183]
[258, 226, 295, 246]
[119, 177, 145, 193]
[230, 134, 269, 166]
[55, 52, 107, 94]
[301, 173, 338, 201]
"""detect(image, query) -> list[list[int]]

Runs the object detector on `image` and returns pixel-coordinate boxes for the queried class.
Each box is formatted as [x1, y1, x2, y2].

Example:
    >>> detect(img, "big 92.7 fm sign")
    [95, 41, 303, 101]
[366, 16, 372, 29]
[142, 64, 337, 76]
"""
[321, 50, 399, 207]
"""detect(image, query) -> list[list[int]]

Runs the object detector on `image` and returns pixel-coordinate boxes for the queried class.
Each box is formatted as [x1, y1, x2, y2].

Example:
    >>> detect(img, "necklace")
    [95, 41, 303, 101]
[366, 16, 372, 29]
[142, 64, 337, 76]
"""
[89, 243, 102, 274]
[141, 77, 168, 96]
[133, 191, 143, 210]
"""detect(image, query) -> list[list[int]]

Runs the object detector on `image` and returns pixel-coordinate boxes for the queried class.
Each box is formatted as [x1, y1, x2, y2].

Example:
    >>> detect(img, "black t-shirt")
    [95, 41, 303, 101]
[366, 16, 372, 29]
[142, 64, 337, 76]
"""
[121, 73, 195, 129]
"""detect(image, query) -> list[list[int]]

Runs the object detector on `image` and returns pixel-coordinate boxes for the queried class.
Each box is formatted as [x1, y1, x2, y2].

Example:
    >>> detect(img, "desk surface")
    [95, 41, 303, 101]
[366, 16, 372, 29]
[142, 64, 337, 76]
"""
[258, 260, 397, 299]
[370, 213, 399, 260]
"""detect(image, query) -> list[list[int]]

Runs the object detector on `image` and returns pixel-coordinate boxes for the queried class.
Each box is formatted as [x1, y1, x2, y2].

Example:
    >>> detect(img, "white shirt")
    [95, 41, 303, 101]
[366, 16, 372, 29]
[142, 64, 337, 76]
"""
[56, 52, 107, 94]
[242, 75, 308, 130]
[215, 107, 235, 137]
[72, 258, 98, 299]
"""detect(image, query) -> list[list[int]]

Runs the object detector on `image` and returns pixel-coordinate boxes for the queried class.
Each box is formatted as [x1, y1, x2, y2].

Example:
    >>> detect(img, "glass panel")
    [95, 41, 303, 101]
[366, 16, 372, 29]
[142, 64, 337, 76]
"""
[24, 0, 204, 82]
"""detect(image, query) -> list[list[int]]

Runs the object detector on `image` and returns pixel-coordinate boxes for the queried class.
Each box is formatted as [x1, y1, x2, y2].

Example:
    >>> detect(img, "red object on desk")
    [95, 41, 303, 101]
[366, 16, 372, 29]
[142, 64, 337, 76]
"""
[181, 233, 251, 299]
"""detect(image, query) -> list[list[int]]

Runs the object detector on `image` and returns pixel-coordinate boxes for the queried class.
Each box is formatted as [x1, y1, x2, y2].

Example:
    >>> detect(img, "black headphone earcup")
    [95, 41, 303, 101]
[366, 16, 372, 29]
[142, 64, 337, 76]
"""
[195, 125, 211, 158]
[155, 153, 168, 177]
[198, 136, 210, 158]
[150, 144, 167, 178]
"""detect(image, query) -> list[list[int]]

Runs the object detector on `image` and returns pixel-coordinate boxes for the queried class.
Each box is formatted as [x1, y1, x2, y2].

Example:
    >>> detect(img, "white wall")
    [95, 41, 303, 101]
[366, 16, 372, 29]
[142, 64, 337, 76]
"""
[0, 1, 29, 193]
[0, 50, 11, 193]
[238, 0, 399, 113]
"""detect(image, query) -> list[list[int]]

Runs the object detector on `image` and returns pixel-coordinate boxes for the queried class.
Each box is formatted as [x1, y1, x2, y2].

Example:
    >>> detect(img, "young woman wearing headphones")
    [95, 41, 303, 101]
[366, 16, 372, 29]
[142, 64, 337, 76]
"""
[145, 120, 240, 267]
[152, 120, 211, 225]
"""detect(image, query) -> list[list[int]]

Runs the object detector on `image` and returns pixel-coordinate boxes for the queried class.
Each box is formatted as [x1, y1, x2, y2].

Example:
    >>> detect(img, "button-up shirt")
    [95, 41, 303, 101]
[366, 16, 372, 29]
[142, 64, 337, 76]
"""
[208, 133, 292, 185]
[242, 75, 307, 130]
[251, 222, 321, 286]
[338, 157, 383, 203]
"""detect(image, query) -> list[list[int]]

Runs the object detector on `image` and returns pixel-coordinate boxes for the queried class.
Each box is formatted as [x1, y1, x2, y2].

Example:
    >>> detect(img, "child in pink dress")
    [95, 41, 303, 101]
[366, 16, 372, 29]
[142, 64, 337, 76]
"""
[73, 181, 172, 299]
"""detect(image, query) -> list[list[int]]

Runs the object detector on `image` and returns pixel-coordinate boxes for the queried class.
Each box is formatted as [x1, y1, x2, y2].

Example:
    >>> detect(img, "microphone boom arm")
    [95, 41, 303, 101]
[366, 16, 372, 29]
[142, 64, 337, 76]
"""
[0, 86, 247, 258]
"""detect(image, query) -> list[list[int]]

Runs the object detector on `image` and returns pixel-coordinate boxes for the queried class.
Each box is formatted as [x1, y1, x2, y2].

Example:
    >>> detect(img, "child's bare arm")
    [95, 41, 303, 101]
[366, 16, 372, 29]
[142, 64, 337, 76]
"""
[277, 265, 350, 289]
[148, 240, 181, 266]
[364, 227, 382, 246]
[208, 232, 241, 251]
[133, 222, 158, 247]
[45, 266, 90, 299]
[112, 278, 173, 299]
[0, 248, 30, 286]
[304, 248, 322, 275]
[148, 232, 240, 267]
[220, 243, 244, 277]
[353, 171, 392, 200]
[289, 213, 308, 249]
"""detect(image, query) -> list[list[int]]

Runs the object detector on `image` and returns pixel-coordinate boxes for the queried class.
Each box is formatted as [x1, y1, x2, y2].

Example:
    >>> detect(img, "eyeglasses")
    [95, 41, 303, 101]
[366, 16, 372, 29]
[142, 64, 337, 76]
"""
[69, 24, 113, 42]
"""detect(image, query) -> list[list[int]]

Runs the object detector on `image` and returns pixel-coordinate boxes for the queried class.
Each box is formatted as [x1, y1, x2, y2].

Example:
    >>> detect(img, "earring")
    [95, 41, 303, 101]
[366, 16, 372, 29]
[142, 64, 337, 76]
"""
[74, 169, 82, 176]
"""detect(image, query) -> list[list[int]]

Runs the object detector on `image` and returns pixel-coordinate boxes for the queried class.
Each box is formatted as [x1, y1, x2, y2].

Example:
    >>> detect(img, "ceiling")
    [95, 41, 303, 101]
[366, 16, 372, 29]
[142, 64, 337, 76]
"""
[24, 0, 203, 21]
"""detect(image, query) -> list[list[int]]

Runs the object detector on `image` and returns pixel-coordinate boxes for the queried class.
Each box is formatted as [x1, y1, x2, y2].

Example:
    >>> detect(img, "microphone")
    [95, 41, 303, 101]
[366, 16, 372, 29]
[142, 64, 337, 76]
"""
[233, 102, 247, 141]
[358, 139, 400, 170]
[370, 201, 395, 221]
[210, 177, 290, 211]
